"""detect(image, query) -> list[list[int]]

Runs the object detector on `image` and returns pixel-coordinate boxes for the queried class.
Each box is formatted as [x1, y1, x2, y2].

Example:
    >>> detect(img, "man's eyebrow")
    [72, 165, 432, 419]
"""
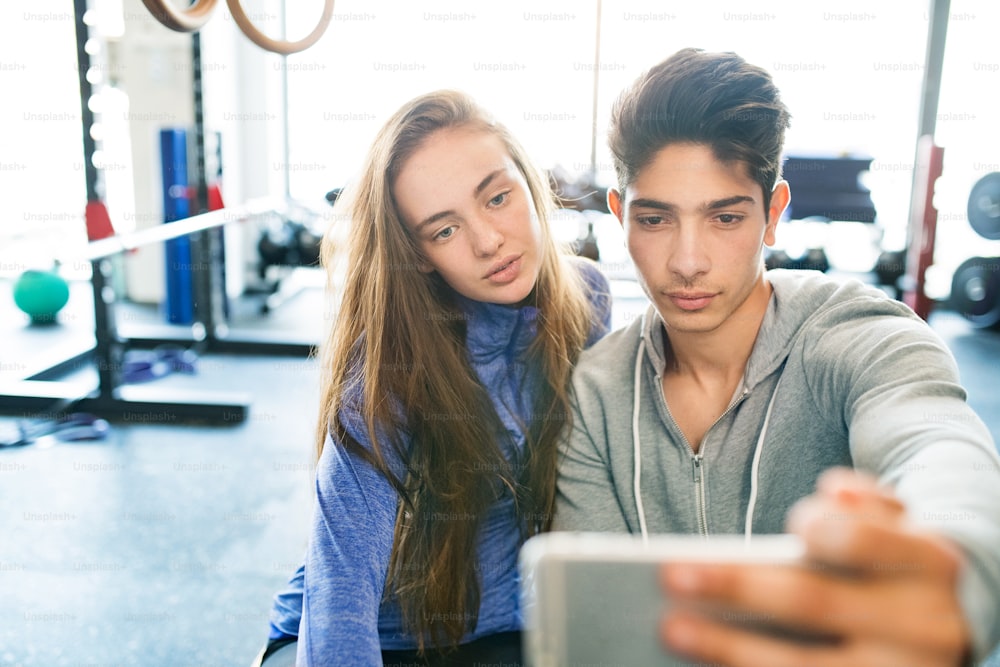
[415, 169, 507, 232]
[704, 195, 756, 210]
[629, 197, 676, 212]
[627, 195, 756, 213]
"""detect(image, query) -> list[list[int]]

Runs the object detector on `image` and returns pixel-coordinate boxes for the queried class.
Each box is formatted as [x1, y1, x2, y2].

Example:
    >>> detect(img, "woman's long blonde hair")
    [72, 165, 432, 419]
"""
[317, 90, 594, 653]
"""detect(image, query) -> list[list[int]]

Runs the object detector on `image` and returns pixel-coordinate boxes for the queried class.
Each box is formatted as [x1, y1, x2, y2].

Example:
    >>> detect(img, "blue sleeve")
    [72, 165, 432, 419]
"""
[268, 564, 304, 640]
[576, 258, 612, 347]
[297, 406, 403, 666]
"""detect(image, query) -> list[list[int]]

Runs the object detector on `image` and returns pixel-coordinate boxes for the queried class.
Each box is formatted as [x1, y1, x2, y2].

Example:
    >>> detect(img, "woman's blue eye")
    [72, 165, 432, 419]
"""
[489, 192, 508, 206]
[435, 226, 455, 240]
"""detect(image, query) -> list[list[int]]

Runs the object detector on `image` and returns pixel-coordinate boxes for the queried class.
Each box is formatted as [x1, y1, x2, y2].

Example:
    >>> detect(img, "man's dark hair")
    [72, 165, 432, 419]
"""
[609, 48, 791, 214]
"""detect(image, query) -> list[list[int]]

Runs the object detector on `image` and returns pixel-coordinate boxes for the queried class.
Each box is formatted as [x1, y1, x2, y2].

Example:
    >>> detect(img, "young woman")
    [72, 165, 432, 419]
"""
[258, 90, 611, 666]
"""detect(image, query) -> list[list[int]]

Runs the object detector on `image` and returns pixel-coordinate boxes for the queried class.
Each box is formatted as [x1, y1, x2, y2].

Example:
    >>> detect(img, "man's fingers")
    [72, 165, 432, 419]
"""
[661, 610, 949, 667]
[663, 562, 863, 637]
[661, 562, 968, 652]
[787, 496, 963, 581]
[662, 609, 840, 667]
[815, 467, 906, 516]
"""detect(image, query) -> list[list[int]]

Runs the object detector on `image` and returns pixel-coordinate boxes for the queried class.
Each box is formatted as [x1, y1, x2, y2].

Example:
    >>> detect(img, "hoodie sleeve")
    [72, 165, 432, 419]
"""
[806, 300, 1000, 661]
[553, 328, 637, 533]
[553, 387, 633, 532]
[267, 563, 304, 641]
[297, 404, 403, 667]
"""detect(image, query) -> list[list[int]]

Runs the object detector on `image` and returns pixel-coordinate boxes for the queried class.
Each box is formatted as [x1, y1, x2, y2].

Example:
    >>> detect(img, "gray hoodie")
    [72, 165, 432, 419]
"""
[555, 269, 1000, 660]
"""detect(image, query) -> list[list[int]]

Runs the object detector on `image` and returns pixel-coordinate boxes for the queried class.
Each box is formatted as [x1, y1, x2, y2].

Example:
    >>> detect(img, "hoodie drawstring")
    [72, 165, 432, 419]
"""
[631, 328, 783, 543]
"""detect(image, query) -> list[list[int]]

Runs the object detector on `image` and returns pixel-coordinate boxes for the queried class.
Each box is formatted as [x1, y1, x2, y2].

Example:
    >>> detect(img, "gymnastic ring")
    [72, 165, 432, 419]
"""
[140, 0, 218, 32]
[226, 0, 335, 55]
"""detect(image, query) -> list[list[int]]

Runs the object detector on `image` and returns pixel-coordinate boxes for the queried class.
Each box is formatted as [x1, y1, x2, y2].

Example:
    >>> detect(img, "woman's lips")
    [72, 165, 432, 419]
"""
[486, 255, 522, 284]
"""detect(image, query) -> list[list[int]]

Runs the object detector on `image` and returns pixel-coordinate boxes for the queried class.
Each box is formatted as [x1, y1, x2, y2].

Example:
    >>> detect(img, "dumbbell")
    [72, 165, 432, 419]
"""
[874, 250, 907, 294]
[257, 228, 290, 277]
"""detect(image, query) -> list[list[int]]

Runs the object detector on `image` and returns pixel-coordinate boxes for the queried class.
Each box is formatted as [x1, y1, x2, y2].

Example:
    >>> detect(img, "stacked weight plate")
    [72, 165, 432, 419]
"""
[952, 173, 1000, 328]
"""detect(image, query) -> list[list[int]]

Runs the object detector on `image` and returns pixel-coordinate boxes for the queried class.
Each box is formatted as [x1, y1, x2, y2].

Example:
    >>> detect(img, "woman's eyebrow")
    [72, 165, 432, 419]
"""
[474, 168, 505, 196]
[415, 168, 508, 231]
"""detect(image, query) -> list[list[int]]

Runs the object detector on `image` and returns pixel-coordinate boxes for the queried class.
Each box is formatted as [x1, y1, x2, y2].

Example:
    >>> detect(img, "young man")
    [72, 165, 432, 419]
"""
[555, 48, 1000, 666]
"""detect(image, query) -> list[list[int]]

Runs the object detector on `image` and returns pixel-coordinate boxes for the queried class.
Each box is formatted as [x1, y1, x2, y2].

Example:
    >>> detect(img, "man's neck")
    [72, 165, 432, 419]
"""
[662, 279, 772, 384]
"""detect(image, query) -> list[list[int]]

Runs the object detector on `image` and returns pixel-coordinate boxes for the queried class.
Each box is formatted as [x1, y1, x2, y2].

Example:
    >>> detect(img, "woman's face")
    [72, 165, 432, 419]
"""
[393, 126, 543, 305]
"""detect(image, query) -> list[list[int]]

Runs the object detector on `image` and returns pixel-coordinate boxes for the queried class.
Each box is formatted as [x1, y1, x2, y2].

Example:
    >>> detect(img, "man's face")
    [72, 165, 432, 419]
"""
[609, 142, 789, 336]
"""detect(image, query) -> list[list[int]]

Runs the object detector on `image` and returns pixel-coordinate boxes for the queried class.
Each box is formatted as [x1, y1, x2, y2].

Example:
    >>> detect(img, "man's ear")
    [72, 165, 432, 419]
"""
[765, 180, 790, 246]
[607, 188, 625, 228]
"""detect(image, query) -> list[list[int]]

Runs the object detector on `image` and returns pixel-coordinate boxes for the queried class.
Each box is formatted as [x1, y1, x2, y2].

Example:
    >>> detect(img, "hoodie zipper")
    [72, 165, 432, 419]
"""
[691, 455, 709, 535]
[648, 321, 753, 536]
[687, 386, 750, 536]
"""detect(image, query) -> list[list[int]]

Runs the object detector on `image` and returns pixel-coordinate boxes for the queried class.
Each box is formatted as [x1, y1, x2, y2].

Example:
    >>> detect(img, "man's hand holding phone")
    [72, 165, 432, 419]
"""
[660, 468, 972, 667]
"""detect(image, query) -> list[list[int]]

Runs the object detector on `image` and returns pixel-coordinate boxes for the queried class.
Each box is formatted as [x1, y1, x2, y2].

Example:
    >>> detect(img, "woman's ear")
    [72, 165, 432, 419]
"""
[413, 251, 434, 274]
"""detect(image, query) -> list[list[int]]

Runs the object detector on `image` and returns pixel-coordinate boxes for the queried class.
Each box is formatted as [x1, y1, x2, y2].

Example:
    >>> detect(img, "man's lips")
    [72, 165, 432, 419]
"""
[667, 292, 717, 311]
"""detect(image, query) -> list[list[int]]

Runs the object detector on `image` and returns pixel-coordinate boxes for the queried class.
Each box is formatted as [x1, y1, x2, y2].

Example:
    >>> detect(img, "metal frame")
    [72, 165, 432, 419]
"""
[0, 200, 285, 422]
[0, 0, 317, 423]
[902, 0, 951, 315]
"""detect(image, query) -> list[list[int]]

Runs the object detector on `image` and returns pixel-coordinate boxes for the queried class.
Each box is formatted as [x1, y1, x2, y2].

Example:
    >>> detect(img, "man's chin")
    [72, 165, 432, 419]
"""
[658, 310, 724, 335]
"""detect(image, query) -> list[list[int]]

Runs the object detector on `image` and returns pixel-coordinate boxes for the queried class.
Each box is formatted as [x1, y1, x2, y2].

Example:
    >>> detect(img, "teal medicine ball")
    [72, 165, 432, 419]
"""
[13, 269, 70, 325]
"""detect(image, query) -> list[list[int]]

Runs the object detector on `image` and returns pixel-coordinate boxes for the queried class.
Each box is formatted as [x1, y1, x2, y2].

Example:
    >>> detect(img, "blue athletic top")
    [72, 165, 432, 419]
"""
[269, 261, 611, 665]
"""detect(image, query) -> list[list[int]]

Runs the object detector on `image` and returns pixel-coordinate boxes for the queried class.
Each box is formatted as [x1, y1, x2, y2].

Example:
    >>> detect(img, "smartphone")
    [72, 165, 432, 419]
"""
[518, 531, 807, 667]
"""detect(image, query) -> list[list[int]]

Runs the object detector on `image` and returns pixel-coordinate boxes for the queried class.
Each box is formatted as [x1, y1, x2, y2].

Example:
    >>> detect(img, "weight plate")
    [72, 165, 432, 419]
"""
[950, 256, 1000, 328]
[967, 172, 1000, 240]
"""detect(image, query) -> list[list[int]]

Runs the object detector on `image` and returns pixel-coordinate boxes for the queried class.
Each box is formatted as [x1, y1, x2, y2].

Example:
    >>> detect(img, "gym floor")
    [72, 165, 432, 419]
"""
[1, 273, 999, 666]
